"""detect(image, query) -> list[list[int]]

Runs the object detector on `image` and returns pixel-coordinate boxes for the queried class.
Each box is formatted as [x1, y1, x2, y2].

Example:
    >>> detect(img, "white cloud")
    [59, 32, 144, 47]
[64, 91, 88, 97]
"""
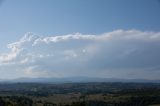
[1, 29, 160, 79]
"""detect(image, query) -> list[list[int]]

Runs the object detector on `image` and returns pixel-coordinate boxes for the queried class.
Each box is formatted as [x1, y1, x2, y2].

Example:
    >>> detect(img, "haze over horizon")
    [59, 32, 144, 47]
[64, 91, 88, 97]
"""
[0, 0, 160, 80]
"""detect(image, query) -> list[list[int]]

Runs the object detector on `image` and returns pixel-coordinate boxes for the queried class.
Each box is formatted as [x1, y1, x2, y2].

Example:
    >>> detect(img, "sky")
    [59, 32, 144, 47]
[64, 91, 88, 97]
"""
[0, 0, 160, 79]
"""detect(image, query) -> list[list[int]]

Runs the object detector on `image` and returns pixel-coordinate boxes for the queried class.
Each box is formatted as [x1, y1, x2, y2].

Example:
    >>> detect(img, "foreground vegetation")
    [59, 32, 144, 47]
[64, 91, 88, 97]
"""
[0, 82, 159, 106]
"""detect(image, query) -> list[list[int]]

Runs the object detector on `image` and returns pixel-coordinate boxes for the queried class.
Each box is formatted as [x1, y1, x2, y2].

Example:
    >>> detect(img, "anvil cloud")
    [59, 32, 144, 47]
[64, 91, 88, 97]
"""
[0, 30, 160, 79]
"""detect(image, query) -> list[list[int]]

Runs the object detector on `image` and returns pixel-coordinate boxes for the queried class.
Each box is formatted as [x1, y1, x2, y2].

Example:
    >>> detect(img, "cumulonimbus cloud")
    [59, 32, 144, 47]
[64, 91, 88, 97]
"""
[0, 29, 160, 79]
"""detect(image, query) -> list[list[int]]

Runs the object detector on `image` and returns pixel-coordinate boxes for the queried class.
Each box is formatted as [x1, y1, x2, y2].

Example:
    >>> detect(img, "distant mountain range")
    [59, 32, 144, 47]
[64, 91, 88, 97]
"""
[1, 77, 160, 83]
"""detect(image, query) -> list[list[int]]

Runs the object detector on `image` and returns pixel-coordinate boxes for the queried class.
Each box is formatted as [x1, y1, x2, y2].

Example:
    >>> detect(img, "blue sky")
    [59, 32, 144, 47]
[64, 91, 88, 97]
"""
[1, 0, 160, 46]
[0, 0, 160, 79]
